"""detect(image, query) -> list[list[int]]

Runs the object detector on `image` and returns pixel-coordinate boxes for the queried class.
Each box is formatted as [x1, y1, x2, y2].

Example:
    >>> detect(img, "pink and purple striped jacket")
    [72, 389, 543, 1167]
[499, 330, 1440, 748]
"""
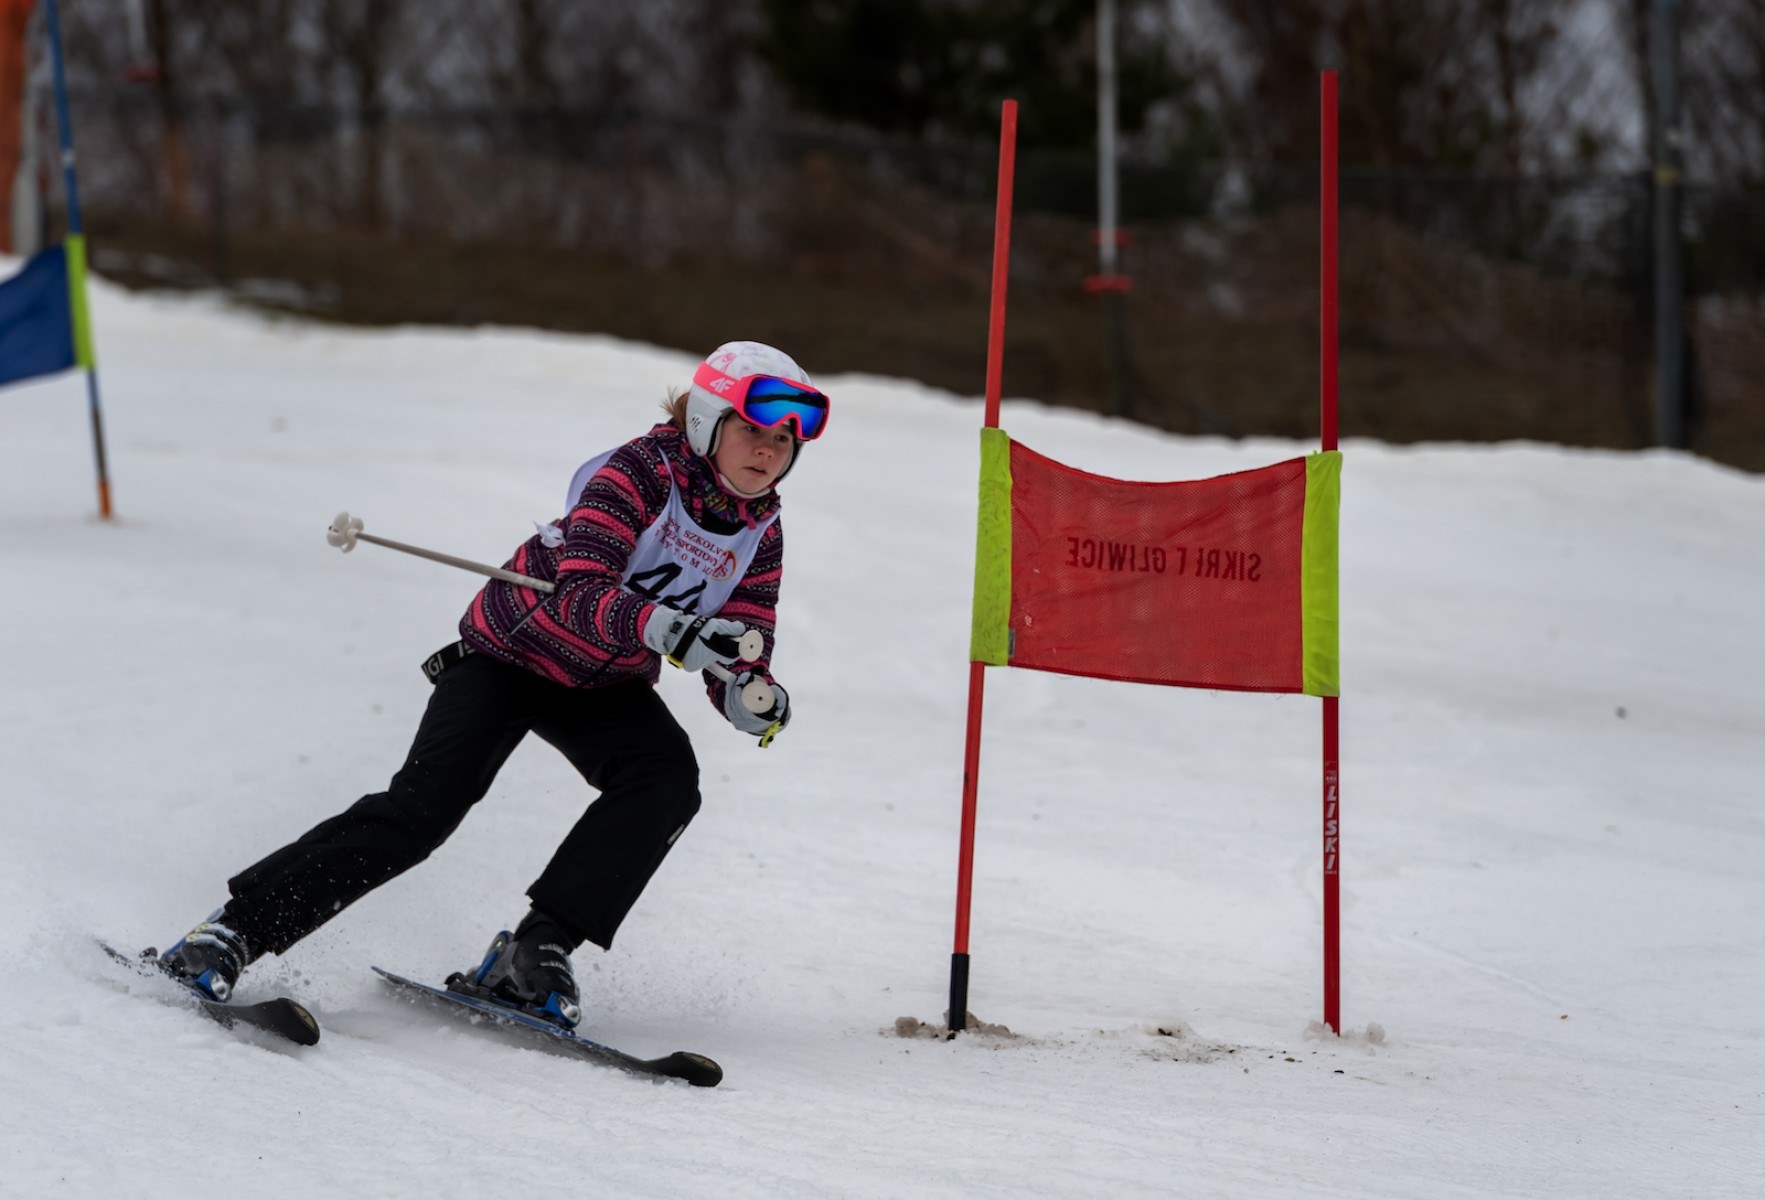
[459, 424, 782, 710]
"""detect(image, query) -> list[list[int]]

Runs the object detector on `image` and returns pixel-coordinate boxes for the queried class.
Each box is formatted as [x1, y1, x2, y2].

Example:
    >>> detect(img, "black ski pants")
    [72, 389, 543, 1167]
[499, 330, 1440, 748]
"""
[224, 653, 700, 958]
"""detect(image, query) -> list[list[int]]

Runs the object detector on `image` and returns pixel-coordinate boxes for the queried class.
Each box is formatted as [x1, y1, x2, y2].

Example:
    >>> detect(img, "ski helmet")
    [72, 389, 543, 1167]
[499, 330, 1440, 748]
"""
[684, 341, 823, 486]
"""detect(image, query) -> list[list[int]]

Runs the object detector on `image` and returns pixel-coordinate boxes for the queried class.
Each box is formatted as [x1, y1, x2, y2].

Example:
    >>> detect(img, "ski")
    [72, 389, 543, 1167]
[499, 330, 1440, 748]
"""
[373, 966, 722, 1088]
[99, 942, 320, 1047]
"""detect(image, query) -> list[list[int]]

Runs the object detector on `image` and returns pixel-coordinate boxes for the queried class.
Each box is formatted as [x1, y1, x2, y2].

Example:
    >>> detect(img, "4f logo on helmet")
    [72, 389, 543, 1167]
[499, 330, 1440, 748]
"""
[706, 377, 736, 393]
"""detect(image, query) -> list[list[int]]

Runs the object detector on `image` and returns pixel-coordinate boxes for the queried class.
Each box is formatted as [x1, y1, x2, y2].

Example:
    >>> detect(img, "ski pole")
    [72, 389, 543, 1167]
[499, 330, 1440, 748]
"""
[327, 511, 551, 590]
[326, 511, 778, 716]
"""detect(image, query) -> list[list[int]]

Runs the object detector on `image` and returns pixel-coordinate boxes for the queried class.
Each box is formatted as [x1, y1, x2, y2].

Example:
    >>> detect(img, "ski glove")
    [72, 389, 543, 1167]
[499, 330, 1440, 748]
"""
[724, 671, 790, 739]
[642, 606, 748, 675]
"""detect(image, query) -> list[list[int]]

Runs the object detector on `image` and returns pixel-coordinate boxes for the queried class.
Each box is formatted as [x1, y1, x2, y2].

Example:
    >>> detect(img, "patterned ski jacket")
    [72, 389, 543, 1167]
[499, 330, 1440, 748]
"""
[459, 424, 783, 711]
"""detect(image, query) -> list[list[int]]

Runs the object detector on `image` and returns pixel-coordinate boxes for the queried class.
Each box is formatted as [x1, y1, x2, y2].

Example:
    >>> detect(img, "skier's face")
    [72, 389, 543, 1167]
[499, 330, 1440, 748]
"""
[713, 415, 795, 494]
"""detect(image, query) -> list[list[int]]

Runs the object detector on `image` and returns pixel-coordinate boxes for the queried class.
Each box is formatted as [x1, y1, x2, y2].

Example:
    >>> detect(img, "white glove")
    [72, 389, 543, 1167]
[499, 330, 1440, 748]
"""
[724, 671, 789, 738]
[642, 607, 747, 674]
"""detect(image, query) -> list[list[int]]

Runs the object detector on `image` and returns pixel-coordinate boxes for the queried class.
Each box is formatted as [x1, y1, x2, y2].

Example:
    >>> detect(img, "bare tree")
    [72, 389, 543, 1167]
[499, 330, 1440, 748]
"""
[1681, 0, 1765, 184]
[319, 0, 399, 231]
[195, 0, 319, 107]
[1624, 0, 1764, 183]
[1196, 0, 1573, 173]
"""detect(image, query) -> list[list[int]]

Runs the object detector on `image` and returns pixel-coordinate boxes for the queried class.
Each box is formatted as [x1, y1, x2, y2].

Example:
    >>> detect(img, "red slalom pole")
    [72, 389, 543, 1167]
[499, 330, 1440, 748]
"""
[948, 661, 987, 1033]
[981, 102, 1017, 430]
[1320, 70, 1341, 1035]
[949, 98, 1018, 1037]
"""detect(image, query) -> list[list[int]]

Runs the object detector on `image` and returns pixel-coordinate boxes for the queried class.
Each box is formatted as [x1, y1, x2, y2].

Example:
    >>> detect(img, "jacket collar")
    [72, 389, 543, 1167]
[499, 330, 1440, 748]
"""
[648, 424, 781, 529]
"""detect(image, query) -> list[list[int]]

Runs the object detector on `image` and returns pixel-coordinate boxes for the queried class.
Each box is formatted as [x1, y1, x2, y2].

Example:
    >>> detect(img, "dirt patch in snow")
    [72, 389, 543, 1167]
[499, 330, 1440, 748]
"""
[1092, 1021, 1242, 1064]
[890, 1013, 1020, 1040]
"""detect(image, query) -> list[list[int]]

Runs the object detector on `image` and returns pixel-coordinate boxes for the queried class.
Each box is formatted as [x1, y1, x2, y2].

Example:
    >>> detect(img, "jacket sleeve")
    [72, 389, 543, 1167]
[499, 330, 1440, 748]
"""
[541, 440, 671, 652]
[704, 518, 784, 709]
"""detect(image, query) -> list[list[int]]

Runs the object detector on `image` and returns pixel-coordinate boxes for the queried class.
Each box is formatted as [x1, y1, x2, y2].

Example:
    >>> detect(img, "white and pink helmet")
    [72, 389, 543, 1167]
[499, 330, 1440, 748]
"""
[684, 340, 828, 486]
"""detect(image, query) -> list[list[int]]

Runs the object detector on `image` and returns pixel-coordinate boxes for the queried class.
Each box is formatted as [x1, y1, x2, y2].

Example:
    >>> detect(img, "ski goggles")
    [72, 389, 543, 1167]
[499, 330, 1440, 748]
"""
[693, 363, 830, 441]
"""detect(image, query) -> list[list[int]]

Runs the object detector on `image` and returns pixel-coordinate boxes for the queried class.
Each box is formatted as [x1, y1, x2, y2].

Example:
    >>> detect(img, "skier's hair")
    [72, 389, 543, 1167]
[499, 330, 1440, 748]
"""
[661, 388, 689, 430]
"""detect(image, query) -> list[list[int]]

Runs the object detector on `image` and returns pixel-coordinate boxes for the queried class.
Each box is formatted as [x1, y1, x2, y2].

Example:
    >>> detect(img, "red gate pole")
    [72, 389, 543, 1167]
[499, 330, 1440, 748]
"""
[949, 98, 1018, 1037]
[1320, 71, 1342, 1035]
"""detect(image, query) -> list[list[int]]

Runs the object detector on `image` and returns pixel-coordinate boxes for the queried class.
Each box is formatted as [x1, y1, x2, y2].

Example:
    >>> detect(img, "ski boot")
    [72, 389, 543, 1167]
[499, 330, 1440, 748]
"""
[447, 916, 582, 1029]
[157, 912, 250, 1002]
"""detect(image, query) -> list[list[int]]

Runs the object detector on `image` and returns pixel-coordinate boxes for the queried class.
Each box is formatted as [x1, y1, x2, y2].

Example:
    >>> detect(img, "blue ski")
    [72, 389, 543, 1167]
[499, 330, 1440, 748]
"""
[373, 967, 722, 1087]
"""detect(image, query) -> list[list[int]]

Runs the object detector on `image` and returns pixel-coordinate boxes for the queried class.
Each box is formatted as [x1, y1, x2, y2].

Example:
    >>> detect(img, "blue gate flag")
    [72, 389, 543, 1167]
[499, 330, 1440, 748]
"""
[0, 245, 79, 389]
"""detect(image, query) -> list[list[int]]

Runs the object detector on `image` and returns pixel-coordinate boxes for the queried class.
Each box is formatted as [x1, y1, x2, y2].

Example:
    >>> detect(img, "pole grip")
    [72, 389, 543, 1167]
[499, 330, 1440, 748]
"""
[705, 661, 775, 715]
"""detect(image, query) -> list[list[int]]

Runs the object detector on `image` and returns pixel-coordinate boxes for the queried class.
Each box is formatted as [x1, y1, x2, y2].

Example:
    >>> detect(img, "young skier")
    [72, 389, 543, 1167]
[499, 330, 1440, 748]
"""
[155, 340, 828, 1028]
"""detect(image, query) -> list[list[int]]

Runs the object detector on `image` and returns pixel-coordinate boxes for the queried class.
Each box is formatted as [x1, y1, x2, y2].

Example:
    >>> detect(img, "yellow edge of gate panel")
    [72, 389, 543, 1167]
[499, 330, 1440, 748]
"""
[969, 428, 1013, 665]
[1301, 450, 1342, 697]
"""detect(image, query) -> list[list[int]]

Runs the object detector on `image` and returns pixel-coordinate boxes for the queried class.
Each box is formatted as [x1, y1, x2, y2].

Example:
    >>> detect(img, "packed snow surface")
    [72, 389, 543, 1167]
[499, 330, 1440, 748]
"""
[2, 276, 1761, 1198]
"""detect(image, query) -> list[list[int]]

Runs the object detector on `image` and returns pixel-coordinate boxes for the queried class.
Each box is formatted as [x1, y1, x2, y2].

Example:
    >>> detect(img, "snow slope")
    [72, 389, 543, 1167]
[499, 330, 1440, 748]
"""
[1, 278, 1761, 1198]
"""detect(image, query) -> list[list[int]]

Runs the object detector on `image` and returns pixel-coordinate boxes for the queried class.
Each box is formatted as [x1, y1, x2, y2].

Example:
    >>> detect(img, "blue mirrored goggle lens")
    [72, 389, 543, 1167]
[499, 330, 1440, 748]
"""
[745, 376, 826, 405]
[740, 379, 828, 438]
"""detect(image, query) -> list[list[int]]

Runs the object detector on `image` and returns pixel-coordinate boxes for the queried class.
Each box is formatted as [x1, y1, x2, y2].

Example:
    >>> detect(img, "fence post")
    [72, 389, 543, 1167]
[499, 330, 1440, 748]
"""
[1650, 0, 1685, 450]
[1093, 0, 1130, 419]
